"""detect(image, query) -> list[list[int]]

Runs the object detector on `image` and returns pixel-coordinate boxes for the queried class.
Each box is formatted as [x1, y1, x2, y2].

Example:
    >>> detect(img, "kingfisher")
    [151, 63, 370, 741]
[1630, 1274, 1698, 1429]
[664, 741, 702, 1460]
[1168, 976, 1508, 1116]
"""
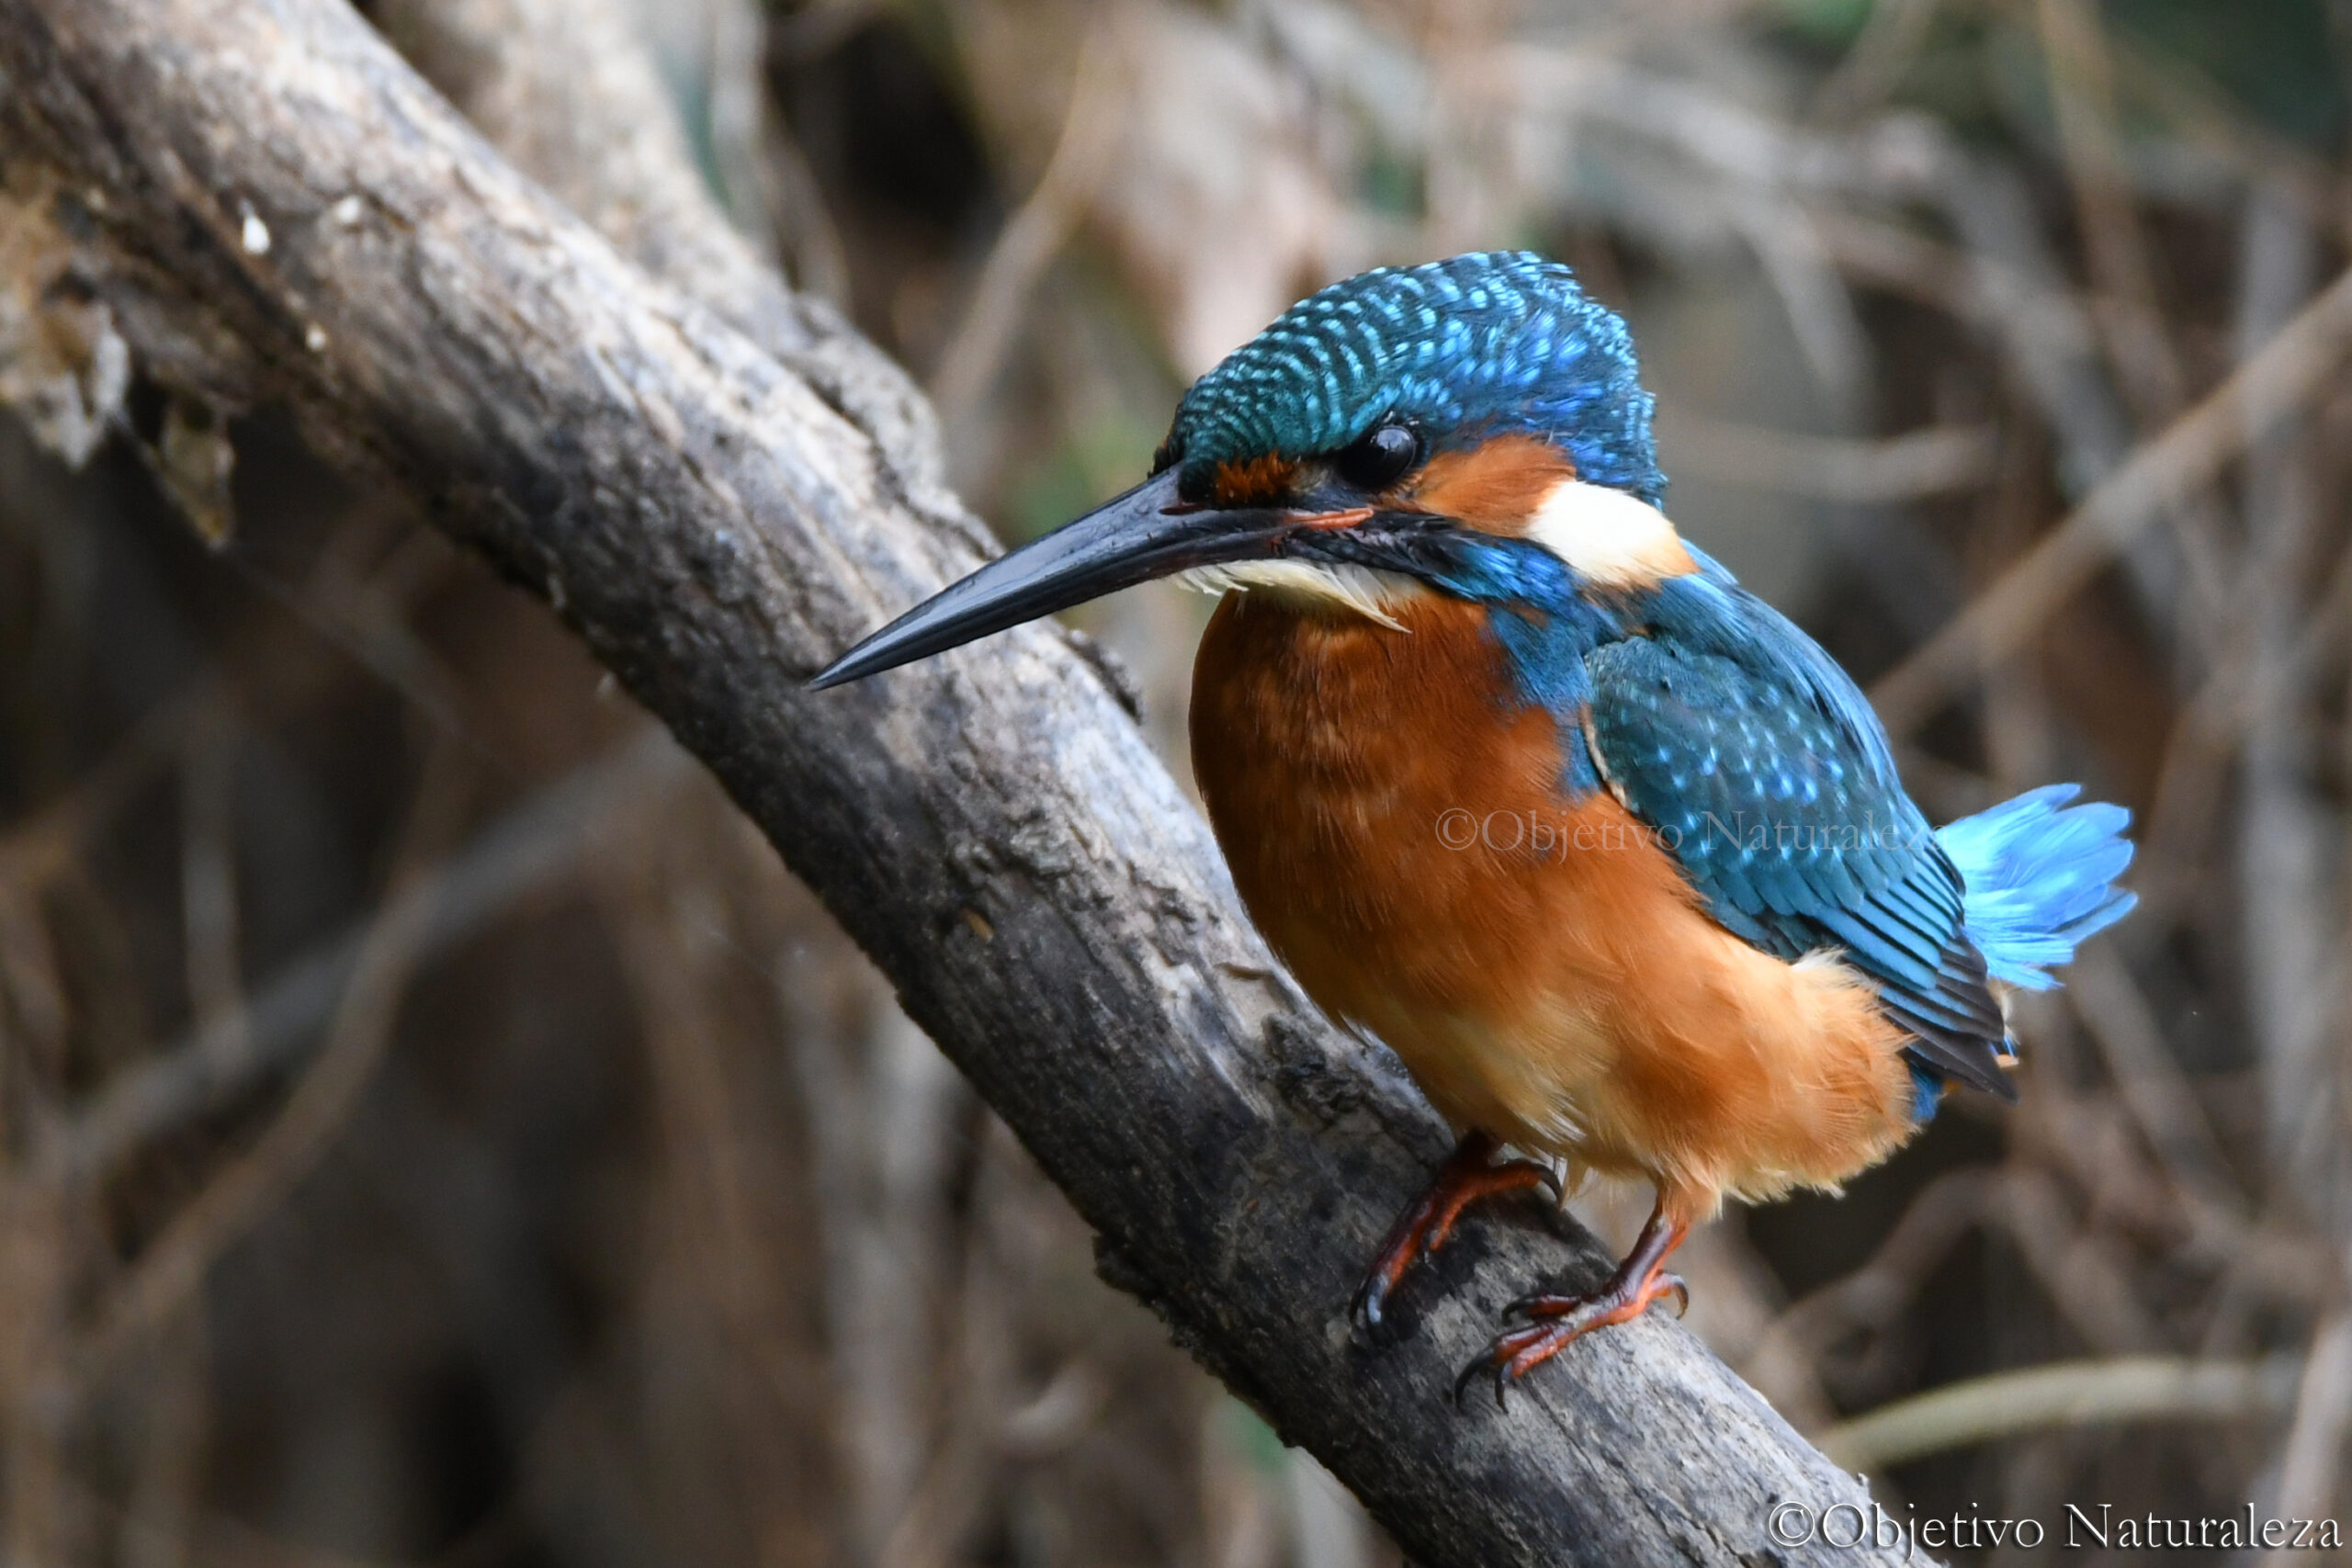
[812, 252, 2136, 1402]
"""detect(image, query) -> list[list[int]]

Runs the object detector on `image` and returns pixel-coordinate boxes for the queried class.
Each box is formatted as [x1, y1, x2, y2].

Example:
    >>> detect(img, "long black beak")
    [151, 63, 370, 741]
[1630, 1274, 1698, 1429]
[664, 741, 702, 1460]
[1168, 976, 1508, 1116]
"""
[810, 468, 1320, 689]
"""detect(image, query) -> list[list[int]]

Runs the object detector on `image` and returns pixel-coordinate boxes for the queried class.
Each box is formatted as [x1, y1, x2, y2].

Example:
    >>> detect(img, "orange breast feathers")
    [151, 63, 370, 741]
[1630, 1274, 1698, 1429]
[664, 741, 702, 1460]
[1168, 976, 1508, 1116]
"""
[1189, 591, 1916, 1224]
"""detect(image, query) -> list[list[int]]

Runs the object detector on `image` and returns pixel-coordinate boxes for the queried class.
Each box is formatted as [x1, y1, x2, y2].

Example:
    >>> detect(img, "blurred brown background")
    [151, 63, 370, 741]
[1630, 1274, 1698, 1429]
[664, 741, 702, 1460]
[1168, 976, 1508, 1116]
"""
[1, 0, 2348, 1562]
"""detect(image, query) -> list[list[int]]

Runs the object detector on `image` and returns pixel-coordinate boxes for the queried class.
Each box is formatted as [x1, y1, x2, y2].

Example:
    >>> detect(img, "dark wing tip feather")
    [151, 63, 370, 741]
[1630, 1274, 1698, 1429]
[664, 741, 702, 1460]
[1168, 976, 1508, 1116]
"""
[1899, 1029, 2019, 1101]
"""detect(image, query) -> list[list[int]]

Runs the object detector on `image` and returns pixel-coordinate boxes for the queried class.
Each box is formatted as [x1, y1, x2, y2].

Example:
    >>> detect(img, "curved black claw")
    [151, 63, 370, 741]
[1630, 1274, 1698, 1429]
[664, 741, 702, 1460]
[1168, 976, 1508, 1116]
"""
[1454, 1273, 1693, 1410]
[1454, 1354, 1502, 1410]
[1350, 1139, 1562, 1337]
[1450, 1207, 1692, 1412]
[1352, 1272, 1396, 1333]
[1453, 1319, 1559, 1409]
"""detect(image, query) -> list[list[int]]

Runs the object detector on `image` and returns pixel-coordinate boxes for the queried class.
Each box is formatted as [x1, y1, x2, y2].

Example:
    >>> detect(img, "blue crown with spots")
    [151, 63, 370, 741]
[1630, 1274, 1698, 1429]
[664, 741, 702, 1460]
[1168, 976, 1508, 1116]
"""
[1163, 252, 1665, 506]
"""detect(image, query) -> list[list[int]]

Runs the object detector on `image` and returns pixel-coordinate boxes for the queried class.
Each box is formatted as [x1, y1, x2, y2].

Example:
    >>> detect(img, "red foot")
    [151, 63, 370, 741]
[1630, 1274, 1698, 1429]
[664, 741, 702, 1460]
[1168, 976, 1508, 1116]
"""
[1353, 1133, 1560, 1330]
[1455, 1208, 1690, 1408]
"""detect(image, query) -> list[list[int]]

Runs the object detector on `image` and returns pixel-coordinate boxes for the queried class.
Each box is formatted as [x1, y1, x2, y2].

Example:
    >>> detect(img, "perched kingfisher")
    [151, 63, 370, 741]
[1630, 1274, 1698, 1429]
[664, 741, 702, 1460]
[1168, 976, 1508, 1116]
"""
[813, 253, 2136, 1401]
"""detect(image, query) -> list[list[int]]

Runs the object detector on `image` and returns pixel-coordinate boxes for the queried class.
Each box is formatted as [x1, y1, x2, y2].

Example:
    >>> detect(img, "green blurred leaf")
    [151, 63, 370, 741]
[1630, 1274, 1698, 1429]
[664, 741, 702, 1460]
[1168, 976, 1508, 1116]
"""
[1216, 1394, 1291, 1477]
[2109, 0, 2346, 152]
[1775, 0, 1877, 49]
[1005, 414, 1160, 542]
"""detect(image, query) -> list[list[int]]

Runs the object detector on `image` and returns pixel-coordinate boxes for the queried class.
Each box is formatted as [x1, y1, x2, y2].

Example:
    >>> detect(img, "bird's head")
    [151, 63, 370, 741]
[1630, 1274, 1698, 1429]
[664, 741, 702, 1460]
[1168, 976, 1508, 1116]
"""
[812, 251, 1689, 688]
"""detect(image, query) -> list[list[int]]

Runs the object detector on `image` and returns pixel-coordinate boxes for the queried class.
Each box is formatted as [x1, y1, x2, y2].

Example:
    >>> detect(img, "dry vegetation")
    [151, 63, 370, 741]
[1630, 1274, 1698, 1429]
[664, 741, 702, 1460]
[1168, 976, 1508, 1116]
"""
[2, 0, 2349, 1563]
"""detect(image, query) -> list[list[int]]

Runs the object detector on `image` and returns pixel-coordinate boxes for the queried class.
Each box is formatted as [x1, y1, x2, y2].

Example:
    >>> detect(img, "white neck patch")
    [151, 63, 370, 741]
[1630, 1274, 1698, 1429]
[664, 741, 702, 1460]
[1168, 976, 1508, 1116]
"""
[1521, 479, 1692, 589]
[1175, 560, 1423, 629]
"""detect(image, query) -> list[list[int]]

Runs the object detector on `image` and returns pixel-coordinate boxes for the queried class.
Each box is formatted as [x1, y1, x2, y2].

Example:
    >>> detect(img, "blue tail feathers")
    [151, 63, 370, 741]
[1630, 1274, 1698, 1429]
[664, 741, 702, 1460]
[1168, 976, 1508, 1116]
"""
[1905, 785, 2135, 1121]
[1938, 784, 2138, 992]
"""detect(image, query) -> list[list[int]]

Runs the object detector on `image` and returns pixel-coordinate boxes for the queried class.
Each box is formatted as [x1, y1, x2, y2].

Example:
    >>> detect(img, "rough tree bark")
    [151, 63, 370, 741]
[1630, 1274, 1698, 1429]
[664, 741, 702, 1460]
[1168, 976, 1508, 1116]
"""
[0, 1, 1914, 1562]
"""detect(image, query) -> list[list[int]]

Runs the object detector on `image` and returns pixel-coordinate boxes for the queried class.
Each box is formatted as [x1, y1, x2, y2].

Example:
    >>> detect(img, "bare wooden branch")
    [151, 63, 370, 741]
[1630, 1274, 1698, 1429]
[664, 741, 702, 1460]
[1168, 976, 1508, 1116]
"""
[0, 1, 1910, 1561]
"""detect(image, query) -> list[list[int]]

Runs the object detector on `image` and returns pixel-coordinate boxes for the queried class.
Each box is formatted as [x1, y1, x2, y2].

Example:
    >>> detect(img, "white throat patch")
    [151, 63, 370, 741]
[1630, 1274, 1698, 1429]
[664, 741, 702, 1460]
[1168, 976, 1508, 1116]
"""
[1522, 479, 1691, 589]
[1175, 560, 1422, 629]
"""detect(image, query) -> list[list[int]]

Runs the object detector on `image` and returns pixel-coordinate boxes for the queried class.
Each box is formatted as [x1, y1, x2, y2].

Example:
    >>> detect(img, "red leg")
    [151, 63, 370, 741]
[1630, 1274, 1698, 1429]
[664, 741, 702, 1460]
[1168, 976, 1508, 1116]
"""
[1455, 1201, 1690, 1408]
[1353, 1133, 1561, 1329]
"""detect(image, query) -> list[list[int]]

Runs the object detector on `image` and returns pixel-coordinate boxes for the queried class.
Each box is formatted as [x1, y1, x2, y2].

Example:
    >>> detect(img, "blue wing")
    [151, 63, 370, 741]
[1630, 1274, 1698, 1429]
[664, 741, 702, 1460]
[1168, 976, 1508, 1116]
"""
[1581, 567, 2013, 1100]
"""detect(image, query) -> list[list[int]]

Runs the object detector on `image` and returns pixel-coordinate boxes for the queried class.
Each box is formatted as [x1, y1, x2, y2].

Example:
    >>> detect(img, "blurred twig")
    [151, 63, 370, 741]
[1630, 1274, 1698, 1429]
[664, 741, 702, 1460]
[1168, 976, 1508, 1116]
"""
[1871, 264, 2352, 733]
[52, 728, 689, 1184]
[2265, 1312, 2352, 1563]
[175, 695, 254, 1120]
[929, 23, 1126, 425]
[74, 733, 471, 1368]
[2061, 942, 2241, 1207]
[1656, 411, 1996, 502]
[1811, 0, 1943, 123]
[2036, 0, 2188, 423]
[1817, 1354, 2301, 1472]
[1749, 1167, 1998, 1378]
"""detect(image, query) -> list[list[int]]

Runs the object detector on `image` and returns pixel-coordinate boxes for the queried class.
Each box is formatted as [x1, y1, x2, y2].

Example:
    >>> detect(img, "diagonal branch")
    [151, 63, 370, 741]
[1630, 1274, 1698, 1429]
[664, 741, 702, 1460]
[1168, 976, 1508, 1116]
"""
[0, 1, 1906, 1562]
[1868, 263, 2352, 735]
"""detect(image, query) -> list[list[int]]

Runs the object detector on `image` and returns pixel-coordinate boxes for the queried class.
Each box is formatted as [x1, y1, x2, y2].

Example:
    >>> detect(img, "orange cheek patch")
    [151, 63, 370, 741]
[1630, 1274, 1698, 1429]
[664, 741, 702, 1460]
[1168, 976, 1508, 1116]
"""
[1408, 434, 1578, 534]
[1211, 454, 1300, 505]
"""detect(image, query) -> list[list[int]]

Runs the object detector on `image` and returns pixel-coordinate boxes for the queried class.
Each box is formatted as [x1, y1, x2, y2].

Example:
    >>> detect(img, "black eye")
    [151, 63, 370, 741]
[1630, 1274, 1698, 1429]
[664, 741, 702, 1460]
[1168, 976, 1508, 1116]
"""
[1333, 419, 1423, 492]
